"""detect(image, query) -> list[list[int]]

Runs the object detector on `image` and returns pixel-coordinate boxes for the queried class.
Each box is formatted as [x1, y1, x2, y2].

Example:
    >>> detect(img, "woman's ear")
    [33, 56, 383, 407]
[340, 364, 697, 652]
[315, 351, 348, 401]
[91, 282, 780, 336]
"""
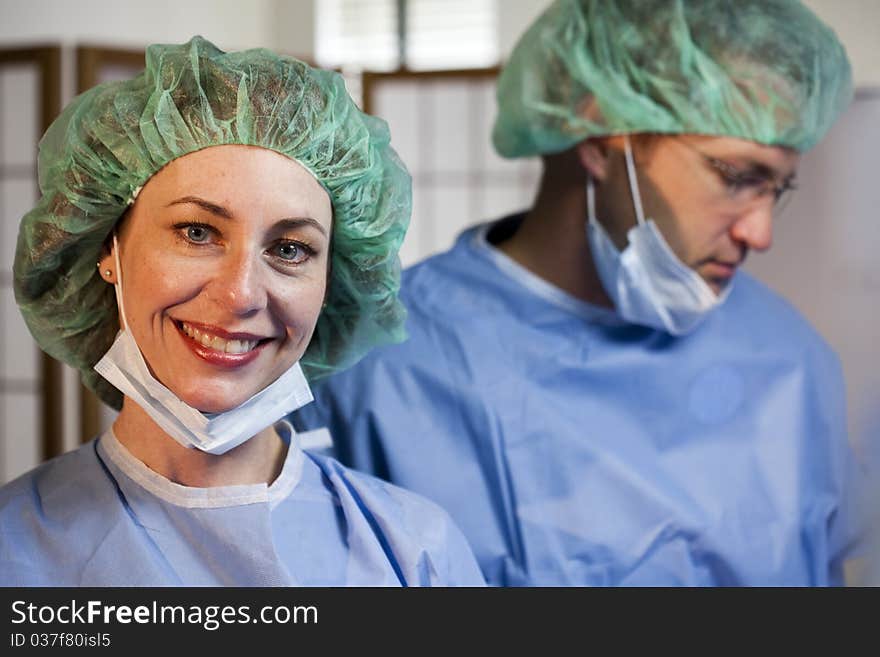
[98, 210, 131, 284]
[575, 138, 611, 181]
[97, 235, 118, 285]
[97, 252, 117, 284]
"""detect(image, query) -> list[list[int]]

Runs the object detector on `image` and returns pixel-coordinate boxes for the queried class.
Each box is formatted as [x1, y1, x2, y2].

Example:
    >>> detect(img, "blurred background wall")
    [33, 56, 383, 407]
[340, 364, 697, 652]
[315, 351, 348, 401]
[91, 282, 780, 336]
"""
[0, 1, 877, 488]
[1, 1, 875, 83]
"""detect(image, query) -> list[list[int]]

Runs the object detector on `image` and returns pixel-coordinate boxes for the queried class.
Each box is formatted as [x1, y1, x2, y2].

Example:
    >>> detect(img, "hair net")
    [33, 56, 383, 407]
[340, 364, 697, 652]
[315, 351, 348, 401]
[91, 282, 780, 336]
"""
[14, 36, 411, 409]
[493, 0, 852, 158]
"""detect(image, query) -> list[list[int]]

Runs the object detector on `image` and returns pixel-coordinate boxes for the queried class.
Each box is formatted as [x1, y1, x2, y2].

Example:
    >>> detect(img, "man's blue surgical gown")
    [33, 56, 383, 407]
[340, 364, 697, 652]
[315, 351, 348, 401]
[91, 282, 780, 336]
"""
[0, 421, 484, 586]
[295, 215, 863, 586]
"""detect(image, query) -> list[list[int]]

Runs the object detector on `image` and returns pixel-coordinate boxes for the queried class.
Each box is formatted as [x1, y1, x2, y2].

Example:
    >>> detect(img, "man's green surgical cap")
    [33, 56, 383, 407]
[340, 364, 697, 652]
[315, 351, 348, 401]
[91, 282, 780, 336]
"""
[14, 36, 411, 409]
[493, 0, 853, 158]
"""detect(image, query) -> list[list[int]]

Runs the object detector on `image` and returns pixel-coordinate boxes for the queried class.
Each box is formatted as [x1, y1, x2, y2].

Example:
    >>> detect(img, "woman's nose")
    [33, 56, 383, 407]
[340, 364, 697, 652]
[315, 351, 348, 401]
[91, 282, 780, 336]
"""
[209, 251, 268, 316]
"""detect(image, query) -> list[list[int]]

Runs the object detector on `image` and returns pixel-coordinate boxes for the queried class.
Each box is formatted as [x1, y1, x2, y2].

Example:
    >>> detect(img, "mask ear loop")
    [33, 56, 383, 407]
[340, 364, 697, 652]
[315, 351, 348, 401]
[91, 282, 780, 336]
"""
[586, 173, 597, 225]
[112, 185, 142, 333]
[623, 135, 646, 227]
[112, 232, 129, 333]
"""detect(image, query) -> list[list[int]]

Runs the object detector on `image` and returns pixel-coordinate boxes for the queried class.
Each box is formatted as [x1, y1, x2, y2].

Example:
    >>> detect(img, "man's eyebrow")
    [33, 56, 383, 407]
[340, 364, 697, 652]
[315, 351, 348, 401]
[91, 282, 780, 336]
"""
[736, 160, 797, 183]
[166, 196, 233, 219]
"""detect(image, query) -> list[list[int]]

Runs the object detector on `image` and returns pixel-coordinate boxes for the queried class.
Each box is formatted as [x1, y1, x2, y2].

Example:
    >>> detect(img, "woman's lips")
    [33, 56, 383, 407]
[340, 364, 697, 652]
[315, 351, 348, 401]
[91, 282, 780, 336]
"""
[174, 320, 272, 368]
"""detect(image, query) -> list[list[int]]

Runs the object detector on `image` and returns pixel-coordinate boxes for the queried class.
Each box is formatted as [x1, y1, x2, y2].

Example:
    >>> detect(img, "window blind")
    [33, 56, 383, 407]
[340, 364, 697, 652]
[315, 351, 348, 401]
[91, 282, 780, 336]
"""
[316, 0, 498, 70]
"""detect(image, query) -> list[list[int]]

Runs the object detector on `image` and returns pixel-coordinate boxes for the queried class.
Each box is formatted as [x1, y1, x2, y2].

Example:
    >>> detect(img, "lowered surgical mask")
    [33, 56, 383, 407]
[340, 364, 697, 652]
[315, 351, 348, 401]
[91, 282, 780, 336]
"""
[585, 136, 731, 335]
[94, 234, 314, 455]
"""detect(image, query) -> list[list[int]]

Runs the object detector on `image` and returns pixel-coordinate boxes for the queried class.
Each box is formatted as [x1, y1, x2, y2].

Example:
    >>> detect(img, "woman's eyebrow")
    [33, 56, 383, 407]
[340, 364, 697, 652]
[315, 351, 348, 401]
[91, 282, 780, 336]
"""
[166, 196, 232, 218]
[275, 217, 328, 237]
[166, 197, 328, 236]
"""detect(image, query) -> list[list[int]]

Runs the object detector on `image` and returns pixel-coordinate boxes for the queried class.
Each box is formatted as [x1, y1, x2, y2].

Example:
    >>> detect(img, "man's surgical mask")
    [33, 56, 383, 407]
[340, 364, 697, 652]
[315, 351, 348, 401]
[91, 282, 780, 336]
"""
[585, 136, 732, 336]
[94, 234, 314, 455]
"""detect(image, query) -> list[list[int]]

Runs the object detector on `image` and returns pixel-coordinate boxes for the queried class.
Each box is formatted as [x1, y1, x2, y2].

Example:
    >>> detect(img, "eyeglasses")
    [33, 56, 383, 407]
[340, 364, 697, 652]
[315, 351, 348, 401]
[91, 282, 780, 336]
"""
[675, 138, 798, 211]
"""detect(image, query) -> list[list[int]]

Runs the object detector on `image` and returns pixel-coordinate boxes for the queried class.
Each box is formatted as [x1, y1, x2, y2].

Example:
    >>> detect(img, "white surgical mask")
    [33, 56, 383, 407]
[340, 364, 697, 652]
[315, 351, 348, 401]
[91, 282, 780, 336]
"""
[585, 136, 731, 335]
[94, 234, 314, 455]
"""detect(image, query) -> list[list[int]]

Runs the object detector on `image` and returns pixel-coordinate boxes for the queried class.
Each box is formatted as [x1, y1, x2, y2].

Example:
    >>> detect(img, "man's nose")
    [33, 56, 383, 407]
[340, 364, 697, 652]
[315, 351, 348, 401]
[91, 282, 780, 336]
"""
[730, 202, 773, 253]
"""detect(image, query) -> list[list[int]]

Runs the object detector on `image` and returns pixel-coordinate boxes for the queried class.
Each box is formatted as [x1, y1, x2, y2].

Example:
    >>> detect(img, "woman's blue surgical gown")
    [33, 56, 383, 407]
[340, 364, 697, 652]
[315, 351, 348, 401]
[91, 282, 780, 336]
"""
[0, 421, 485, 586]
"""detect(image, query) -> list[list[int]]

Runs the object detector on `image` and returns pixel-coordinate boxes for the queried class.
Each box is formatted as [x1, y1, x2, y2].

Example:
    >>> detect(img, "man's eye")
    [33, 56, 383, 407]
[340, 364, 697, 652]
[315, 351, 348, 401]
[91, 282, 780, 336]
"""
[720, 172, 767, 195]
[720, 175, 740, 190]
[737, 175, 767, 190]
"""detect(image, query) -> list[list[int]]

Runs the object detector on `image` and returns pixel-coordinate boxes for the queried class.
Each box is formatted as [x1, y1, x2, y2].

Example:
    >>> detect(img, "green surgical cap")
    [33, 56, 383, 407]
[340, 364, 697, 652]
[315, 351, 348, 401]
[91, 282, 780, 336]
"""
[14, 36, 411, 409]
[493, 0, 853, 157]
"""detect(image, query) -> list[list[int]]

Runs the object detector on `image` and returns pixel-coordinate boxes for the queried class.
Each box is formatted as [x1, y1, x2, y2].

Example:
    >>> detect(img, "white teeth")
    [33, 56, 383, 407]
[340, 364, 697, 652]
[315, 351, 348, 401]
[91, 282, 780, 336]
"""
[226, 339, 246, 354]
[179, 322, 258, 354]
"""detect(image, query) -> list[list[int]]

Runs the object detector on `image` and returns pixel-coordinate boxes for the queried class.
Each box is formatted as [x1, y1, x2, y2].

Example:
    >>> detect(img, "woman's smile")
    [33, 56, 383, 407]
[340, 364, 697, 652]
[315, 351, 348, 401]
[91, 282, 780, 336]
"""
[175, 319, 274, 369]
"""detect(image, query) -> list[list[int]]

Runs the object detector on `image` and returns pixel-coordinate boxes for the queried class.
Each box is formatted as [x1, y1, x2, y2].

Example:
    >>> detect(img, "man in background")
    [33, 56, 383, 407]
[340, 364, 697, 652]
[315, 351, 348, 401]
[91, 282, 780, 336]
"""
[296, 0, 864, 585]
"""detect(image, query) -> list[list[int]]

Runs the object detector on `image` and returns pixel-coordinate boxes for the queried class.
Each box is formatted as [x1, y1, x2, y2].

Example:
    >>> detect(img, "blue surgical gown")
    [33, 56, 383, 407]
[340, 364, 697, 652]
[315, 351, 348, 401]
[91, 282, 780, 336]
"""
[295, 215, 864, 586]
[0, 421, 485, 586]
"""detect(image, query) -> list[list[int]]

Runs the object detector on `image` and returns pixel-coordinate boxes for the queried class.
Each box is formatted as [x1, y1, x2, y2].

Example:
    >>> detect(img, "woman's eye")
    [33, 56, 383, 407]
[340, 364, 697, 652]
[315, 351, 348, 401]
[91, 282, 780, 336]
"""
[272, 241, 312, 264]
[186, 225, 211, 243]
[173, 222, 217, 247]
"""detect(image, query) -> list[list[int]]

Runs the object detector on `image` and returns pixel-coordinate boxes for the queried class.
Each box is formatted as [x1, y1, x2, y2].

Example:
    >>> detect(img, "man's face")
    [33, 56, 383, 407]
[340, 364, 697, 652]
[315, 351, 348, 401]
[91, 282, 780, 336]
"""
[596, 135, 800, 294]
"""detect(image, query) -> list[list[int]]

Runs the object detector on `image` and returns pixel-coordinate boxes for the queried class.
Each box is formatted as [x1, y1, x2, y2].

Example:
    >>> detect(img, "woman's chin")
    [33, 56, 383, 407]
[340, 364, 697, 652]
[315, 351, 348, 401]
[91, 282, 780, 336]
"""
[174, 386, 248, 415]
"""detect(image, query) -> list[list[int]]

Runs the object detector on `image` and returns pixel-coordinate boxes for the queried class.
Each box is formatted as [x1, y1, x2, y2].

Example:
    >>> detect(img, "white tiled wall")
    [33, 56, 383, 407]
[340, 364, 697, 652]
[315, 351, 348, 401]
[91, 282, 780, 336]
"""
[1, 286, 39, 382]
[369, 73, 540, 268]
[1, 177, 36, 271]
[2, 392, 39, 483]
[1, 67, 38, 167]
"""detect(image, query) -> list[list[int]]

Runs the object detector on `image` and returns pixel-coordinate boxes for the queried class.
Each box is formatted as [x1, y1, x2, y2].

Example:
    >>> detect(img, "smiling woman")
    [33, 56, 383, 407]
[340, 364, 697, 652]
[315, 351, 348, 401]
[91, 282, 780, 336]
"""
[104, 148, 332, 419]
[0, 37, 484, 587]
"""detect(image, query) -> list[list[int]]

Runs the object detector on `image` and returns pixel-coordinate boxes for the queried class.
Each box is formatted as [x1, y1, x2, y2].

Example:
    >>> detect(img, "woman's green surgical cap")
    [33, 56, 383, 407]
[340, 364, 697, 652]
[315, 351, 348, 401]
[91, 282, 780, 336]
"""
[493, 0, 853, 157]
[14, 36, 411, 409]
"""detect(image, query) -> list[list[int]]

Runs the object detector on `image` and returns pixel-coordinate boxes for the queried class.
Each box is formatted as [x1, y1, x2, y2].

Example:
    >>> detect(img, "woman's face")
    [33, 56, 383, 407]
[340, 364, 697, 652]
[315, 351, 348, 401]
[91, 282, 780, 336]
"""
[102, 145, 333, 413]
